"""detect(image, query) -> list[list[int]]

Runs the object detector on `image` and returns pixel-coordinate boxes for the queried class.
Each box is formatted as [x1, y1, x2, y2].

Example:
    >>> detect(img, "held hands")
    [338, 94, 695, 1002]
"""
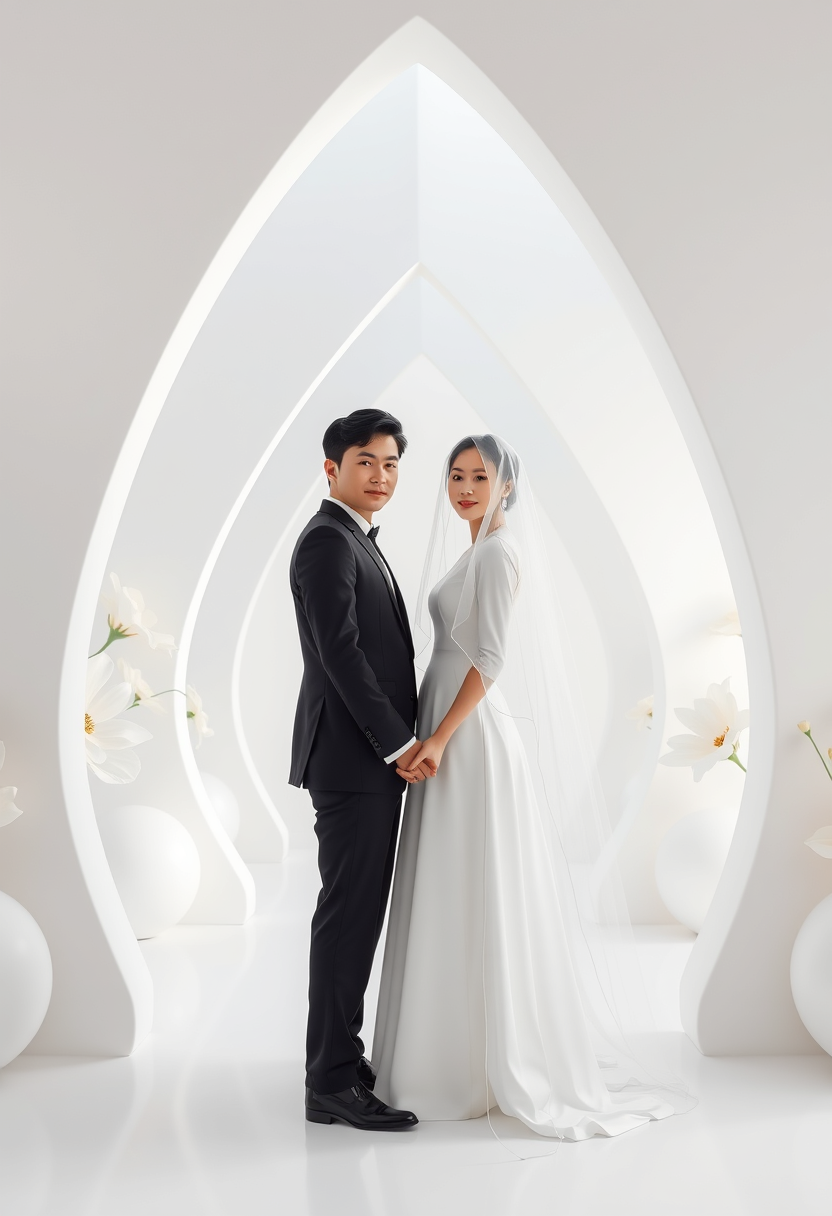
[396, 734, 445, 784]
[394, 738, 434, 784]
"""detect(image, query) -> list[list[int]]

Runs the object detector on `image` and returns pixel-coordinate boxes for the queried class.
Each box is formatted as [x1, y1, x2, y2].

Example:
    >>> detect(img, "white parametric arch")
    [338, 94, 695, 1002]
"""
[194, 270, 659, 859]
[66, 17, 765, 1051]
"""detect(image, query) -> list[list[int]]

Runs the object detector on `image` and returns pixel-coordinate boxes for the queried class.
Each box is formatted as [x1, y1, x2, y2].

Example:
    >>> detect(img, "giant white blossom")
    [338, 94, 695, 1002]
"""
[659, 678, 749, 782]
[117, 658, 165, 713]
[186, 685, 214, 749]
[711, 609, 742, 637]
[625, 694, 654, 730]
[85, 654, 153, 783]
[0, 742, 22, 827]
[101, 573, 175, 654]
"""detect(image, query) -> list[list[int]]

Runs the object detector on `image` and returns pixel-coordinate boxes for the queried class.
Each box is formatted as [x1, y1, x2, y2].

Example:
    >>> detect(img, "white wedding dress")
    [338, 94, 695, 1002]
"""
[372, 529, 673, 1140]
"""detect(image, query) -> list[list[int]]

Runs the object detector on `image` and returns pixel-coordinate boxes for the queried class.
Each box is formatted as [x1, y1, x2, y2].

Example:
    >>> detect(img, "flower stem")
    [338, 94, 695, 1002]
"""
[126, 689, 186, 711]
[88, 627, 123, 658]
[726, 752, 747, 773]
[805, 730, 832, 784]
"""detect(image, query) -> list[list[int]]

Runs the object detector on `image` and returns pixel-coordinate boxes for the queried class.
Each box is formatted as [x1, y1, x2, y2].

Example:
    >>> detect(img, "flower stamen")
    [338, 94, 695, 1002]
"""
[713, 727, 729, 749]
[85, 713, 95, 735]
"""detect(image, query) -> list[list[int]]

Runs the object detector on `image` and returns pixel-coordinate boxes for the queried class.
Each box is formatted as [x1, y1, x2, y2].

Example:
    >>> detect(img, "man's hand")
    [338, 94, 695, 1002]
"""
[395, 739, 436, 783]
[397, 734, 444, 784]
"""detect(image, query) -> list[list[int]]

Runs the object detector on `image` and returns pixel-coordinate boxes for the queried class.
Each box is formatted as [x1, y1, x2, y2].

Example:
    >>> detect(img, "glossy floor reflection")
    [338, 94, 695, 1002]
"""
[1, 854, 831, 1215]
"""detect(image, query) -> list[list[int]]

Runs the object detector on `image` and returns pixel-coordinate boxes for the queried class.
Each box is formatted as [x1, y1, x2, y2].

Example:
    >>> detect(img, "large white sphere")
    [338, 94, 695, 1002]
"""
[0, 890, 53, 1068]
[199, 772, 240, 842]
[654, 807, 738, 933]
[99, 806, 201, 939]
[791, 893, 832, 1056]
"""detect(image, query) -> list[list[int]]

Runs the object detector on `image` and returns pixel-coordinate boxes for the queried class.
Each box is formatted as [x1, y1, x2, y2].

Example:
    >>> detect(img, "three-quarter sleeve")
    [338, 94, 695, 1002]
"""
[469, 536, 520, 685]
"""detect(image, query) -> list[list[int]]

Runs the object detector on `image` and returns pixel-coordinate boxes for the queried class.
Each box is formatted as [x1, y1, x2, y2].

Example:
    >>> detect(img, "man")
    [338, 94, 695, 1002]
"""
[289, 408, 432, 1131]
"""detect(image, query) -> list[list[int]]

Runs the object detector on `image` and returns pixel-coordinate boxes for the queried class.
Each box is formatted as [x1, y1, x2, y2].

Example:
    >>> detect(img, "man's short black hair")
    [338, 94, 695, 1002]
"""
[322, 409, 407, 466]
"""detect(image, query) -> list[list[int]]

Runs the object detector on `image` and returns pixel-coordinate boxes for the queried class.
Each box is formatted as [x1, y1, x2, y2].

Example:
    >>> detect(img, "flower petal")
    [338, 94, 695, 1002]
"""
[0, 786, 22, 826]
[691, 752, 722, 781]
[805, 827, 832, 859]
[88, 680, 133, 723]
[92, 718, 153, 749]
[148, 630, 176, 654]
[674, 707, 713, 737]
[707, 680, 738, 724]
[660, 749, 709, 768]
[692, 698, 730, 735]
[664, 733, 714, 758]
[87, 748, 142, 784]
[86, 654, 115, 705]
[123, 586, 145, 612]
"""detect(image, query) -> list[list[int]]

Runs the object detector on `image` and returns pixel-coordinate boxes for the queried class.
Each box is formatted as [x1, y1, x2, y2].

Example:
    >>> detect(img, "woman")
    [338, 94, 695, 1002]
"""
[372, 435, 675, 1140]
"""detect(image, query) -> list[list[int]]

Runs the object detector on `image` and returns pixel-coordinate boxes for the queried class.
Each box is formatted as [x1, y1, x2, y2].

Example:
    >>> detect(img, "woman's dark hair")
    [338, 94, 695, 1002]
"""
[447, 434, 519, 509]
[322, 409, 407, 465]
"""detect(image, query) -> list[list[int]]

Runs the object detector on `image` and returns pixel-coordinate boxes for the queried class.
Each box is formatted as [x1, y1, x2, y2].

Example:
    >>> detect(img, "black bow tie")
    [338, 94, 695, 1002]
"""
[368, 525, 380, 541]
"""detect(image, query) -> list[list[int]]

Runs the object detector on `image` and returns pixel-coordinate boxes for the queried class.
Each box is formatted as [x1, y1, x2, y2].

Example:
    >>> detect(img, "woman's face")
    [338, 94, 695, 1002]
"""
[448, 446, 499, 525]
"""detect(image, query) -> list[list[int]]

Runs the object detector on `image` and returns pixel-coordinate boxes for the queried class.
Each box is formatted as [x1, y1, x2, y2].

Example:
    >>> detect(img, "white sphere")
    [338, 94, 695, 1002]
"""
[199, 772, 240, 842]
[791, 893, 832, 1056]
[0, 890, 53, 1068]
[654, 807, 738, 933]
[99, 806, 201, 939]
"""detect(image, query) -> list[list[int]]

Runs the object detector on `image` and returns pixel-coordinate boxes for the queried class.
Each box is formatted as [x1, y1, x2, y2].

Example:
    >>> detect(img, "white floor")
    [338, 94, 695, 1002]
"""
[2, 854, 831, 1216]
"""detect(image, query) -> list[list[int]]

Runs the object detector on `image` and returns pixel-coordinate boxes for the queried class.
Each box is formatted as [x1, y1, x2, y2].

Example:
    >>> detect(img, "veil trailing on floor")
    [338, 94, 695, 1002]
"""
[413, 434, 691, 1113]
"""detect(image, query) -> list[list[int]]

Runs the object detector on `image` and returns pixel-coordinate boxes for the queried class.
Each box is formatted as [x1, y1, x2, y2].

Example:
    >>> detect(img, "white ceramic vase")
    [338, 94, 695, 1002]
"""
[0, 890, 53, 1068]
[790, 893, 832, 1056]
[654, 806, 739, 933]
[99, 805, 201, 939]
[199, 772, 240, 842]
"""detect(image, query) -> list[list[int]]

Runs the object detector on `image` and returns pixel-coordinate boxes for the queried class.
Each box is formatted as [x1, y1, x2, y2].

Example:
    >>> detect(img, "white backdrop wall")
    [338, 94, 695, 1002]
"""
[0, 3, 829, 1056]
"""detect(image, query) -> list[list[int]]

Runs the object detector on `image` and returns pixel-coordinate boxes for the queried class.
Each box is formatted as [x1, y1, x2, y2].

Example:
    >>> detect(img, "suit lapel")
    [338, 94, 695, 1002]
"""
[319, 501, 410, 644]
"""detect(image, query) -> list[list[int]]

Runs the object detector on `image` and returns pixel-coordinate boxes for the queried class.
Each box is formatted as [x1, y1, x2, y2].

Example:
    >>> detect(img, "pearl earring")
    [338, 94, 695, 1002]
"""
[501, 497, 508, 511]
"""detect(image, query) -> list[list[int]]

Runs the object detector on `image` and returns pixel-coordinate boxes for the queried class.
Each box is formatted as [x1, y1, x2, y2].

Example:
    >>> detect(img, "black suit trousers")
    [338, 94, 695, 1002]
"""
[306, 787, 402, 1094]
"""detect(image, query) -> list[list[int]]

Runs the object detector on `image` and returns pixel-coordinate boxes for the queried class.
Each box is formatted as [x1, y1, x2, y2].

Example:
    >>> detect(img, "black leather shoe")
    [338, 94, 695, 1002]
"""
[356, 1055, 376, 1091]
[305, 1082, 418, 1131]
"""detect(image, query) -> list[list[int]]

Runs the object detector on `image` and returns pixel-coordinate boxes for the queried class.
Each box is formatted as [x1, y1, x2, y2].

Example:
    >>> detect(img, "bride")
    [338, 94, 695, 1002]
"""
[372, 434, 676, 1141]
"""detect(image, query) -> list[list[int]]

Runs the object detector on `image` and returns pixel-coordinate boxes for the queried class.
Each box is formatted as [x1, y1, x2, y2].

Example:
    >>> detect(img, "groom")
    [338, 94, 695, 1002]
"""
[289, 408, 430, 1131]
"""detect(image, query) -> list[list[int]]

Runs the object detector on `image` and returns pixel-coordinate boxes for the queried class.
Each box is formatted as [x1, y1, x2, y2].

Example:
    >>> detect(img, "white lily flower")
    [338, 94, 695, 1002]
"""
[186, 685, 214, 749]
[711, 609, 742, 636]
[85, 654, 154, 784]
[625, 694, 654, 730]
[805, 827, 832, 859]
[102, 573, 176, 654]
[659, 677, 749, 782]
[0, 742, 22, 827]
[117, 658, 165, 713]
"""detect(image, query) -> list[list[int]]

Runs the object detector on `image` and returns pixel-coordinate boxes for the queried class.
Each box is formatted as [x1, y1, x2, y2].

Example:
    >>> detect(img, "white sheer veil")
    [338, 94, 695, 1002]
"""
[415, 434, 691, 1104]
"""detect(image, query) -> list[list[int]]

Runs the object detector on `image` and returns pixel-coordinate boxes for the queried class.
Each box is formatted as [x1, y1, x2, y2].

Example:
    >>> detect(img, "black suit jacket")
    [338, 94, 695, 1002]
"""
[288, 500, 417, 793]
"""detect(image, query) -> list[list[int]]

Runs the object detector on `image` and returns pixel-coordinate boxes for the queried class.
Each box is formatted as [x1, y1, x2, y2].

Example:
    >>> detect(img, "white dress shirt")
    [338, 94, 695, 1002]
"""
[329, 497, 416, 766]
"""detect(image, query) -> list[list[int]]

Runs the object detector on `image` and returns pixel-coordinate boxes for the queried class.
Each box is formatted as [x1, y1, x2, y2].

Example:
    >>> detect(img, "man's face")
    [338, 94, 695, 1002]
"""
[325, 433, 401, 520]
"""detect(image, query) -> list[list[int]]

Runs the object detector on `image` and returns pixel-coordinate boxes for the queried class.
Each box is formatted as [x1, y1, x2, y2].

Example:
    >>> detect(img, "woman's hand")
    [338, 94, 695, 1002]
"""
[397, 734, 445, 783]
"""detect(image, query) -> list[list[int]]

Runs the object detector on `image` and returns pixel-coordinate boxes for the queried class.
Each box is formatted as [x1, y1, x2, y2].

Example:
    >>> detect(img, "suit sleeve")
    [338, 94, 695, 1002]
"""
[293, 525, 414, 762]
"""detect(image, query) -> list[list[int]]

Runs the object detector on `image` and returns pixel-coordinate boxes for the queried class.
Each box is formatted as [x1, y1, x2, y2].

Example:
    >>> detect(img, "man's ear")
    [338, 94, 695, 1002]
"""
[324, 458, 339, 485]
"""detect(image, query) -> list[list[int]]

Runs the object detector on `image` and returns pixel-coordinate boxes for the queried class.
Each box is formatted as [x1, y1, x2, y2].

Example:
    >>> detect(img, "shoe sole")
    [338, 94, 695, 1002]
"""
[305, 1108, 417, 1131]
